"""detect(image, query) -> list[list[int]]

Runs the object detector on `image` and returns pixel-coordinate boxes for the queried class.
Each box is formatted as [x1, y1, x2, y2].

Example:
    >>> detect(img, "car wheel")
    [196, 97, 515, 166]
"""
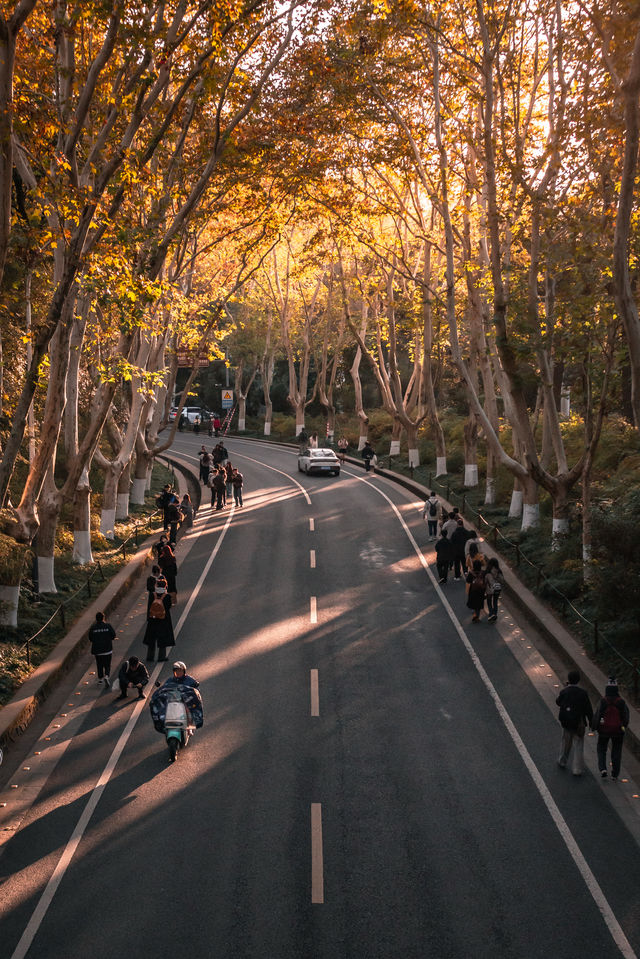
[333, 470, 340, 476]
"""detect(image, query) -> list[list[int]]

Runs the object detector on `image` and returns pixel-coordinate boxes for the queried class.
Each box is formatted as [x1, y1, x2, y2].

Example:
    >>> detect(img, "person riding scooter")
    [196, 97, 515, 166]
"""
[149, 661, 203, 762]
[162, 661, 199, 689]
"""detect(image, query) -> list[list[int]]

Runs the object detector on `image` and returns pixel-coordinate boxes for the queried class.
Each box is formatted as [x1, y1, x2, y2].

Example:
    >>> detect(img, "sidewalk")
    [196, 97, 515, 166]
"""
[0, 454, 196, 753]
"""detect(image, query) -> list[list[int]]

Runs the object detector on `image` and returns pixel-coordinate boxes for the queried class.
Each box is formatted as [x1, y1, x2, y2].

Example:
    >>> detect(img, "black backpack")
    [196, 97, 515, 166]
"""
[429, 500, 437, 517]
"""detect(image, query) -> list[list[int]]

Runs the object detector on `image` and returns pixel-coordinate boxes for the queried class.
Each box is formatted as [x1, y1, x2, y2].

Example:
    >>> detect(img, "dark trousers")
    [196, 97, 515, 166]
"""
[233, 488, 243, 506]
[95, 654, 112, 678]
[453, 554, 465, 578]
[145, 644, 167, 662]
[597, 734, 624, 777]
[428, 519, 438, 537]
[487, 592, 500, 617]
[436, 561, 448, 582]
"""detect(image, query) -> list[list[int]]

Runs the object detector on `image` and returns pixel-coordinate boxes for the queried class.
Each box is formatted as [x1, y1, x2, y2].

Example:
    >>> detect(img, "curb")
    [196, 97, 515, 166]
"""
[0, 455, 195, 753]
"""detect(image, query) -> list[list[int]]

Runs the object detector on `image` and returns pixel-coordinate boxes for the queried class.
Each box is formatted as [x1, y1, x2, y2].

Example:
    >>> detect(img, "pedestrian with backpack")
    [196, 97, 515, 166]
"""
[592, 678, 630, 780]
[422, 492, 439, 540]
[89, 611, 116, 689]
[142, 579, 175, 662]
[556, 670, 593, 776]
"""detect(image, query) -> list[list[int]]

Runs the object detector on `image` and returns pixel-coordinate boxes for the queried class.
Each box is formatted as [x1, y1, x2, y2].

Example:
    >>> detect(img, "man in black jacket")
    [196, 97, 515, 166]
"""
[116, 657, 149, 701]
[556, 670, 593, 776]
[89, 612, 116, 689]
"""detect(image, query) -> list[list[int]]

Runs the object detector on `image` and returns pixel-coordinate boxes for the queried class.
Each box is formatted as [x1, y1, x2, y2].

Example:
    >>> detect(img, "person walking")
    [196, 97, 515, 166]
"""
[484, 557, 504, 622]
[146, 564, 162, 612]
[142, 579, 175, 662]
[464, 529, 480, 559]
[225, 460, 234, 501]
[232, 468, 244, 506]
[158, 542, 178, 604]
[166, 498, 183, 547]
[180, 493, 194, 528]
[337, 436, 348, 463]
[465, 559, 486, 622]
[422, 491, 439, 540]
[466, 541, 486, 574]
[156, 484, 178, 531]
[115, 656, 149, 700]
[213, 415, 221, 437]
[211, 467, 226, 510]
[592, 678, 630, 780]
[442, 511, 459, 539]
[556, 670, 594, 776]
[435, 529, 454, 584]
[89, 612, 116, 689]
[450, 518, 468, 581]
[309, 433, 318, 448]
[361, 441, 375, 472]
[199, 447, 212, 485]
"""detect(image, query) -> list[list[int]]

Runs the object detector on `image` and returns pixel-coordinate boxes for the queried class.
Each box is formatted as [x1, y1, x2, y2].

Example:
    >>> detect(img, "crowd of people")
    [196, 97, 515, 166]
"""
[197, 443, 244, 510]
[424, 493, 505, 624]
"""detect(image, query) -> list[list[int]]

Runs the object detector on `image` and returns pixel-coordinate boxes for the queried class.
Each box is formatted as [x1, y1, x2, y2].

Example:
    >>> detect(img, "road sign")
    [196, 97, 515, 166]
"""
[221, 389, 234, 409]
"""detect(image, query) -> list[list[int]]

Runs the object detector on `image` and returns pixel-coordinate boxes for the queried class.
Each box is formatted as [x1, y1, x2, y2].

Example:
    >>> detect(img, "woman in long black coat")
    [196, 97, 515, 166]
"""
[143, 582, 175, 662]
[158, 544, 178, 603]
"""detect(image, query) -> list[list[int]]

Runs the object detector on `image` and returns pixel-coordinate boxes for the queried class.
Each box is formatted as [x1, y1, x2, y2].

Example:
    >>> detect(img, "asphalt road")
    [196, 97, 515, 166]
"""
[2, 435, 640, 959]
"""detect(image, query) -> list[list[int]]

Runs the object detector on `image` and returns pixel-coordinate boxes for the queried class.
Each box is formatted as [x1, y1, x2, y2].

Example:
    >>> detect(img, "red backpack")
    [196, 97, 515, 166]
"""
[598, 698, 623, 736]
[149, 594, 166, 620]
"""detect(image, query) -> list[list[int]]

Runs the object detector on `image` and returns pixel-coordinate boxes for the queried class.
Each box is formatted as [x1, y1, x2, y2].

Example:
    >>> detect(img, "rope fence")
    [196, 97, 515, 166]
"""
[16, 508, 162, 668]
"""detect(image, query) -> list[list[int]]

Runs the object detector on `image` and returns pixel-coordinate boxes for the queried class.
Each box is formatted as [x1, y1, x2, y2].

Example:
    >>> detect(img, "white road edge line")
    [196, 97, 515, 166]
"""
[310, 669, 319, 717]
[343, 469, 637, 959]
[10, 505, 236, 959]
[311, 802, 324, 903]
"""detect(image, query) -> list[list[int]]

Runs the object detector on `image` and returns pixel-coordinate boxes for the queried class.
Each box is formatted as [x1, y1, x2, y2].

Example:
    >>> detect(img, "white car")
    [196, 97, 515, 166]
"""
[297, 448, 341, 476]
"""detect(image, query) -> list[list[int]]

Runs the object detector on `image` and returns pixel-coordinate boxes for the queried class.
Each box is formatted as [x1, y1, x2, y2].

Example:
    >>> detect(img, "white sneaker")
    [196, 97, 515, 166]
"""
[104, 676, 111, 689]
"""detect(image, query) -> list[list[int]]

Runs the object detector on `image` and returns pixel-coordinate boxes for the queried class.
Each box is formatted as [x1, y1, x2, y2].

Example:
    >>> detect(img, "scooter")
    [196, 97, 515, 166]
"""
[150, 681, 203, 763]
[163, 689, 194, 762]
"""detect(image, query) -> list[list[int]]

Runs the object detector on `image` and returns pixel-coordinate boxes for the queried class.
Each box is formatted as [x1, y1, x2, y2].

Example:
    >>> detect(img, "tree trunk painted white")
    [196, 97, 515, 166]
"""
[484, 477, 497, 505]
[263, 420, 271, 436]
[551, 516, 569, 550]
[464, 464, 479, 487]
[116, 492, 130, 519]
[509, 489, 523, 518]
[408, 448, 420, 467]
[100, 507, 116, 539]
[37, 555, 57, 594]
[327, 429, 334, 442]
[521, 502, 540, 530]
[560, 388, 570, 417]
[436, 456, 447, 476]
[390, 439, 401, 455]
[131, 477, 146, 504]
[296, 418, 305, 436]
[238, 415, 246, 431]
[73, 529, 93, 566]
[0, 584, 20, 627]
[358, 435, 367, 450]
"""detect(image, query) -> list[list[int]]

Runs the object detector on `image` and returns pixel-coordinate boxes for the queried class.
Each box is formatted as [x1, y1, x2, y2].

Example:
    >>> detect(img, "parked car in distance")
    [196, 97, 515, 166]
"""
[297, 448, 341, 476]
[168, 407, 178, 421]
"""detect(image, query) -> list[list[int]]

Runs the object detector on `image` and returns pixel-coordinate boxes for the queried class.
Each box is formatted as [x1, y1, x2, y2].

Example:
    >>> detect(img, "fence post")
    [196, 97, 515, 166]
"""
[536, 568, 542, 591]
[515, 544, 520, 566]
[594, 620, 599, 654]
[492, 526, 498, 547]
[428, 472, 432, 487]
[26, 637, 31, 668]
[59, 604, 66, 629]
[86, 574, 91, 598]
[462, 493, 466, 515]
[634, 661, 639, 704]
[98, 560, 105, 581]
[446, 482, 450, 500]
[121, 543, 127, 561]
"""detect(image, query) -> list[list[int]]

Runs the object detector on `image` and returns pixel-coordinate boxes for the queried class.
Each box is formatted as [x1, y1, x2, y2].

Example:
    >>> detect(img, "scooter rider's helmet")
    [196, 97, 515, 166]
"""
[173, 661, 186, 673]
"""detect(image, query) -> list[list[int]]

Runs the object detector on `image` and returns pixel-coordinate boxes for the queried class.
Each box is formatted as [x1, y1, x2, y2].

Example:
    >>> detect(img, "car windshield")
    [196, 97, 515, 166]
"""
[311, 449, 334, 457]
